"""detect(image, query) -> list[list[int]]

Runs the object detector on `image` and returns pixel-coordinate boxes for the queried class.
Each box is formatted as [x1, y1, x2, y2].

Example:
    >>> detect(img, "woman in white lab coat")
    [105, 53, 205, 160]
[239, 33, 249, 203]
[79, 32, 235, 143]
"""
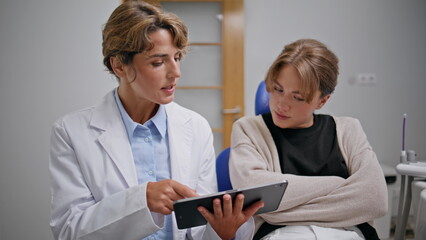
[49, 1, 262, 240]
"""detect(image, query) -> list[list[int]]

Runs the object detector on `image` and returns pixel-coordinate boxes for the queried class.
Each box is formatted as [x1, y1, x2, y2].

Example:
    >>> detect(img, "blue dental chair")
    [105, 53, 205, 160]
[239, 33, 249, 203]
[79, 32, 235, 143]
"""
[216, 81, 270, 191]
[254, 80, 270, 116]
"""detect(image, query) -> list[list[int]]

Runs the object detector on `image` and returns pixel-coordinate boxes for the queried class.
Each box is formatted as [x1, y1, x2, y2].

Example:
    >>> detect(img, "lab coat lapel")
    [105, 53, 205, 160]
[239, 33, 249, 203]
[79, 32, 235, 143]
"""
[166, 103, 193, 240]
[166, 103, 192, 185]
[90, 91, 138, 187]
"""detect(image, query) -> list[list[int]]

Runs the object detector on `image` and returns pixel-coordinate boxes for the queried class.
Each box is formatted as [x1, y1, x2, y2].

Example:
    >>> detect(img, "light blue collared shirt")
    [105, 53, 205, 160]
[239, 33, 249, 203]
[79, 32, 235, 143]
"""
[114, 89, 172, 240]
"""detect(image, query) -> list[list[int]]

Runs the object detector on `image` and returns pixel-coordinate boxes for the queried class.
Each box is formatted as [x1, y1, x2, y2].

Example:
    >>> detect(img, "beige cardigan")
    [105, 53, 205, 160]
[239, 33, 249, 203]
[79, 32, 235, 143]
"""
[229, 115, 388, 231]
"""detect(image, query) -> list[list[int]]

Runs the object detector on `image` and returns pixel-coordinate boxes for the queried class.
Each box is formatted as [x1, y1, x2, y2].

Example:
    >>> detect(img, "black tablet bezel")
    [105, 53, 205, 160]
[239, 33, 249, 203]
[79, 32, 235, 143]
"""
[173, 180, 288, 229]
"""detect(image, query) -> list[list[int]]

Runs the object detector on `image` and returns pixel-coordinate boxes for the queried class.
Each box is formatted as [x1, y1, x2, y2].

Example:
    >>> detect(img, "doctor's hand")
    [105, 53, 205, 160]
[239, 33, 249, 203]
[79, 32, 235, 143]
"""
[198, 193, 264, 240]
[147, 180, 198, 215]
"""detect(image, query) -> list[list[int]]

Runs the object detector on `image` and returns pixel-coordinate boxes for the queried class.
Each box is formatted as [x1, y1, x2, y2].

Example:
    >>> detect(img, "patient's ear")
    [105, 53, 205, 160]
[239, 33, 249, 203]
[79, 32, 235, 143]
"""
[315, 94, 330, 110]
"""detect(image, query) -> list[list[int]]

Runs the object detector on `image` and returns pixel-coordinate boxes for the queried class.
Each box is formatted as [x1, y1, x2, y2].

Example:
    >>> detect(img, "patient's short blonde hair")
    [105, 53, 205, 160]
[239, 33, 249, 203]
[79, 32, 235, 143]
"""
[265, 39, 339, 103]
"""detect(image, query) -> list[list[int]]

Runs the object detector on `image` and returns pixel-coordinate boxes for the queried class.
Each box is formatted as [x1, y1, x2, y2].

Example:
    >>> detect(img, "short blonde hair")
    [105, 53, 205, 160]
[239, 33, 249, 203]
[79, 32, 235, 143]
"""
[102, 0, 189, 78]
[265, 39, 339, 103]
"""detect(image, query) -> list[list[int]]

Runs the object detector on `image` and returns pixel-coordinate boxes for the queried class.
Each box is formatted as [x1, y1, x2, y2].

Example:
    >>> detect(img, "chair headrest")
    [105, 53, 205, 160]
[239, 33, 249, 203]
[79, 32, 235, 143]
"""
[255, 81, 270, 115]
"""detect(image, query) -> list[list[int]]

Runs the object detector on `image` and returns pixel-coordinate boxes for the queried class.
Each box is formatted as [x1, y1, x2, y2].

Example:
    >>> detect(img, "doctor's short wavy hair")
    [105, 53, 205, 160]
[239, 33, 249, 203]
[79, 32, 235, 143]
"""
[265, 39, 339, 103]
[102, 0, 189, 79]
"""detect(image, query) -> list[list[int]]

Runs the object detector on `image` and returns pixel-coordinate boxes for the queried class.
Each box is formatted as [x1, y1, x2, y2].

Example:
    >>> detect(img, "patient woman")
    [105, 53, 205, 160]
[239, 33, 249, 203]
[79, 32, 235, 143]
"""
[229, 39, 387, 240]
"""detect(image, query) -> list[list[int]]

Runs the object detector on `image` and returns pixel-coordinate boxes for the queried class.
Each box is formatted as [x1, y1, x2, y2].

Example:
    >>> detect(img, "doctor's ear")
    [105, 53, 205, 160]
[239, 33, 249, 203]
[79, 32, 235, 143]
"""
[110, 57, 126, 78]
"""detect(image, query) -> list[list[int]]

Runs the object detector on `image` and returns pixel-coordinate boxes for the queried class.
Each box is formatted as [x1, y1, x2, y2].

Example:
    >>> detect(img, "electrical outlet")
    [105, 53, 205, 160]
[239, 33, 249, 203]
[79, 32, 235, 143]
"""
[357, 73, 377, 86]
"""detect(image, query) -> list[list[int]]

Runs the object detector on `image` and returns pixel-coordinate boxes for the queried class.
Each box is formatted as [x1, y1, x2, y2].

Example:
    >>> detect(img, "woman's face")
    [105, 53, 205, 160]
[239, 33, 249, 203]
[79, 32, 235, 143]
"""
[269, 64, 329, 129]
[116, 28, 182, 106]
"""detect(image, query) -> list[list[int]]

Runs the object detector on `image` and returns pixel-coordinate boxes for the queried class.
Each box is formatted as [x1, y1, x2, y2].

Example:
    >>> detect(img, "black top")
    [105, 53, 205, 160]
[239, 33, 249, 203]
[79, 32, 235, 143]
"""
[262, 113, 348, 178]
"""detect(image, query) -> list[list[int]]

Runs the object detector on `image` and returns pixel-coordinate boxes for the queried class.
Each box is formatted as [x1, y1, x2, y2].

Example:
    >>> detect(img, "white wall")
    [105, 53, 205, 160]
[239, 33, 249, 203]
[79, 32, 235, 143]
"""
[245, 0, 426, 168]
[1, 0, 426, 239]
[0, 1, 119, 239]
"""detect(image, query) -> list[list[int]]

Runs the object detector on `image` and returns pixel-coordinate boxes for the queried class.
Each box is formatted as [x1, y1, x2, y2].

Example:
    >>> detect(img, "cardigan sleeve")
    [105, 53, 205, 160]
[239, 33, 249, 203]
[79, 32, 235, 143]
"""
[229, 116, 387, 228]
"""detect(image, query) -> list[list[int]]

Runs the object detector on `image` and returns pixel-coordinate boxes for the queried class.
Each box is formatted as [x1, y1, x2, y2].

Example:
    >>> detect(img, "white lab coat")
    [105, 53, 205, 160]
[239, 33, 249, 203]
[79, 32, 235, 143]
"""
[49, 90, 253, 240]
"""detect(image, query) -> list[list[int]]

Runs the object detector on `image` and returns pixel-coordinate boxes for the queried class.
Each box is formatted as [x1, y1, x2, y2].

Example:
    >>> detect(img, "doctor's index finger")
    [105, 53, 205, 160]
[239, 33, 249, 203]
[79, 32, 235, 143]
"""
[170, 180, 198, 198]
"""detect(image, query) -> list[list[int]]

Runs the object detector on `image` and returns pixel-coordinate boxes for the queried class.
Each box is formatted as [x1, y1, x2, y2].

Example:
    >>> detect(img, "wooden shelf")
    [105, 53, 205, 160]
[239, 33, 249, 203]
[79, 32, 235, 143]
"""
[212, 128, 223, 133]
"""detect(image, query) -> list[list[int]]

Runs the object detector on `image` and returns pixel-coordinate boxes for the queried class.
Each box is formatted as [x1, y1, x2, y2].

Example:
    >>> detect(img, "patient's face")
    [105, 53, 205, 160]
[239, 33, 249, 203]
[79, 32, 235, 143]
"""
[269, 65, 328, 129]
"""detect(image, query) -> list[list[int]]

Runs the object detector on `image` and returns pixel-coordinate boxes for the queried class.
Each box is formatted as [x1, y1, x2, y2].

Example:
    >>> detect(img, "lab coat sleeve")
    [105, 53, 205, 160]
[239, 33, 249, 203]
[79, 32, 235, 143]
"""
[49, 120, 161, 240]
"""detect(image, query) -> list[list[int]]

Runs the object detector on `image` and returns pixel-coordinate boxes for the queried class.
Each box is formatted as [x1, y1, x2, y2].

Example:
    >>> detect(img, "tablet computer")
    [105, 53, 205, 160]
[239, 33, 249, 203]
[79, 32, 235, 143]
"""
[173, 180, 288, 229]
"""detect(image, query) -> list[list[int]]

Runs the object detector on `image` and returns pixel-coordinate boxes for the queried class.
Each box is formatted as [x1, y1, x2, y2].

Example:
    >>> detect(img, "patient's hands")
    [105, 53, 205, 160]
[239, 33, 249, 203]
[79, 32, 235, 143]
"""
[147, 180, 198, 215]
[198, 194, 264, 240]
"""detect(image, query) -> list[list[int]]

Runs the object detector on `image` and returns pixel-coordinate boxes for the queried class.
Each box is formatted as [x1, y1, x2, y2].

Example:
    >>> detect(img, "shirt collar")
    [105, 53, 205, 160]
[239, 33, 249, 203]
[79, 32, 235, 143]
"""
[151, 104, 167, 138]
[114, 88, 167, 139]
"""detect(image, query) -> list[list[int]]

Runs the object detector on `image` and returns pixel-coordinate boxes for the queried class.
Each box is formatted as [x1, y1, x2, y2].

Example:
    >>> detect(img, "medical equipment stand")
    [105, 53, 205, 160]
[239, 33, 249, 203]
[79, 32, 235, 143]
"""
[394, 161, 426, 240]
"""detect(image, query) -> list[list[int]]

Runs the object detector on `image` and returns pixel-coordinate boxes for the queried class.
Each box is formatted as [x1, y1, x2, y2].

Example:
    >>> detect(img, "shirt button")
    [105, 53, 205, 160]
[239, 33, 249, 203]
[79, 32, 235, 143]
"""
[148, 171, 153, 175]
[144, 137, 150, 142]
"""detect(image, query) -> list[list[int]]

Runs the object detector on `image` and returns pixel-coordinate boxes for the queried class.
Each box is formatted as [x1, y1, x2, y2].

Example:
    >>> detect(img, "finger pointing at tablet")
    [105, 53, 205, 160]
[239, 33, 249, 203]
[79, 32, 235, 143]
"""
[147, 180, 198, 215]
[171, 180, 198, 199]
